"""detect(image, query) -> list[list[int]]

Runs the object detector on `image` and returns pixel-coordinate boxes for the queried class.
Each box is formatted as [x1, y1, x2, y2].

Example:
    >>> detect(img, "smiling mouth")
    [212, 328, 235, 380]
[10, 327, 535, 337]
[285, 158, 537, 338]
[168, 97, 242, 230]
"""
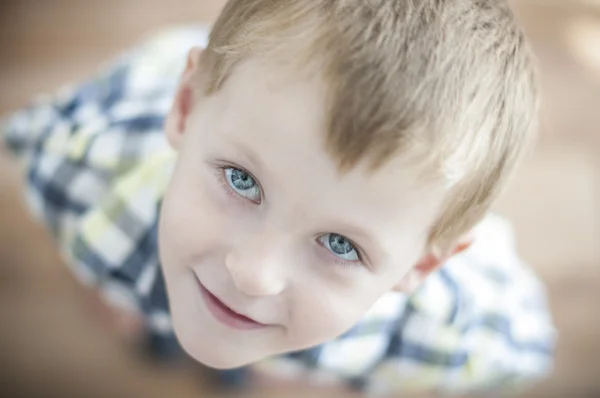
[194, 276, 267, 330]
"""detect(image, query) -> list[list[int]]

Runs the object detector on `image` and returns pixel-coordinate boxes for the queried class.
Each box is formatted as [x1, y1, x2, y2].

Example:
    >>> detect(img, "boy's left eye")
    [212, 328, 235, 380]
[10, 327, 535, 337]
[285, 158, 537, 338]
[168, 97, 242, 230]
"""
[318, 233, 360, 262]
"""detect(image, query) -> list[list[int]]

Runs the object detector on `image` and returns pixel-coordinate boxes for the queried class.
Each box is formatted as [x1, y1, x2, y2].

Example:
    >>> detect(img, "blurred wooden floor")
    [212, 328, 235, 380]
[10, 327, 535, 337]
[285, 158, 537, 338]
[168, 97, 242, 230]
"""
[1, 1, 599, 397]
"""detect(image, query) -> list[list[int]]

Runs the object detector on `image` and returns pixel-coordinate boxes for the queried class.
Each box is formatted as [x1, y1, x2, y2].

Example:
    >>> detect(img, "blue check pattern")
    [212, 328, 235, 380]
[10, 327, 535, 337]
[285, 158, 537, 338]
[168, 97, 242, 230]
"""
[1, 26, 555, 395]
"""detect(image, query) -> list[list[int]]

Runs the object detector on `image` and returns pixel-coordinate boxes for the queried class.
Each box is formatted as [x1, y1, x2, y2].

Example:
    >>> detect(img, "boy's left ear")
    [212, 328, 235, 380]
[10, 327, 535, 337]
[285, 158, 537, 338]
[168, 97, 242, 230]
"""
[393, 234, 474, 293]
[165, 46, 204, 150]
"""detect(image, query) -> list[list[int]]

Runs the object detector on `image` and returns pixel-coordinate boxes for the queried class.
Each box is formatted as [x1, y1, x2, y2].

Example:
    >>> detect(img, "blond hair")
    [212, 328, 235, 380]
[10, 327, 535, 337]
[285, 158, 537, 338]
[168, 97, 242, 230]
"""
[199, 0, 539, 252]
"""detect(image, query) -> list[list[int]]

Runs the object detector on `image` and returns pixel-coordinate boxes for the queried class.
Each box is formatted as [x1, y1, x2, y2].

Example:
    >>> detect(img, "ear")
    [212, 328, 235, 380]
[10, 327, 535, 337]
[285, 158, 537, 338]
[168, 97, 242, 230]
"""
[393, 233, 474, 293]
[165, 47, 204, 150]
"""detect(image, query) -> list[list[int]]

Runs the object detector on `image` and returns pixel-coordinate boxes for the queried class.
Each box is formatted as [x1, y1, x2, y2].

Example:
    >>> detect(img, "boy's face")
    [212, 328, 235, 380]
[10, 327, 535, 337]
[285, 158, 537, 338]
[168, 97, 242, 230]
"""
[159, 49, 447, 368]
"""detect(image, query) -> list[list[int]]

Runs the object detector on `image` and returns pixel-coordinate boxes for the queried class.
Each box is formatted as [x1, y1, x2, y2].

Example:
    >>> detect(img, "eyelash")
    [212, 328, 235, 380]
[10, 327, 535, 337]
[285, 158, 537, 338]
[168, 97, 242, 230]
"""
[215, 164, 262, 204]
[316, 236, 364, 268]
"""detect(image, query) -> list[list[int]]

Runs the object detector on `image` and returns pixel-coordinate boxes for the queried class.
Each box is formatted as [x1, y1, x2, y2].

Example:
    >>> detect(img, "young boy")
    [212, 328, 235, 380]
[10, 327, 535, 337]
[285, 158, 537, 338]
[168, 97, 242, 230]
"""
[2, 0, 555, 395]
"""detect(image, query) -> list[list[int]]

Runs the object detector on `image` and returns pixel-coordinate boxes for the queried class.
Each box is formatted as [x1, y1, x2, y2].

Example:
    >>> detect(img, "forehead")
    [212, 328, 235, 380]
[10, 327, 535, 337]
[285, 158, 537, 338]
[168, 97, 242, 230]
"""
[198, 56, 445, 255]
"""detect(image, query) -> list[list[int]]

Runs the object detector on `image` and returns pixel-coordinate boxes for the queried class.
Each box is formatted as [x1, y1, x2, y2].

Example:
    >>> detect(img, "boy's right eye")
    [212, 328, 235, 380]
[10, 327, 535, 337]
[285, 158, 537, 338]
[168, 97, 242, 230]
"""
[223, 167, 262, 204]
[317, 233, 361, 264]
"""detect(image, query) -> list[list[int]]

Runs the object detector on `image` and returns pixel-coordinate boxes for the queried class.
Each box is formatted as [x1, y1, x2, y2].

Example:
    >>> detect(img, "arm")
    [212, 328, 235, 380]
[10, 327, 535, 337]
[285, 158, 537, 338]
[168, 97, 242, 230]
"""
[0, 41, 149, 341]
[1, 154, 144, 348]
[1, 27, 211, 341]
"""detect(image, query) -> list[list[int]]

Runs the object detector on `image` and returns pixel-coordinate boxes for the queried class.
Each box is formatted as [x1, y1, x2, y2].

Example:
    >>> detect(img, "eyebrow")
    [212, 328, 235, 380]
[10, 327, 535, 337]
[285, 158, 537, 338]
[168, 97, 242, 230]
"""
[223, 138, 264, 174]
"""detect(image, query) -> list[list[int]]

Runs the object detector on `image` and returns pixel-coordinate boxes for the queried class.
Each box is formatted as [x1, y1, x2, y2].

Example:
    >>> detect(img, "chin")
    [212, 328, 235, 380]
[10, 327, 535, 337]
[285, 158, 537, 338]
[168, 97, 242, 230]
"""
[171, 324, 257, 369]
[192, 354, 249, 370]
[184, 345, 258, 370]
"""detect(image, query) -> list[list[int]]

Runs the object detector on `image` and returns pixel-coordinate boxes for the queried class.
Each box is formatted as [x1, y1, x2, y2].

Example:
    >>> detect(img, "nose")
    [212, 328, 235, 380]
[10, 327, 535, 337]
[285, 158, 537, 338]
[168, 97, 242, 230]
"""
[225, 231, 288, 297]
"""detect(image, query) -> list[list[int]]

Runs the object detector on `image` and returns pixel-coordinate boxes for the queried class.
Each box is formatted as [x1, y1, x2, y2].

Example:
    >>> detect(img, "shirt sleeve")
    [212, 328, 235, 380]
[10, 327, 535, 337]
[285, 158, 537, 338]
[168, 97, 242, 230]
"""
[250, 215, 556, 395]
[1, 55, 132, 254]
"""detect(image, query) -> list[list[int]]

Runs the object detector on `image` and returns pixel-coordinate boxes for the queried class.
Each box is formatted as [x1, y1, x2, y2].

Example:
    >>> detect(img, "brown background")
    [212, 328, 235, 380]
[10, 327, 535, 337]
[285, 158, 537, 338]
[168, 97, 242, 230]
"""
[1, 0, 599, 397]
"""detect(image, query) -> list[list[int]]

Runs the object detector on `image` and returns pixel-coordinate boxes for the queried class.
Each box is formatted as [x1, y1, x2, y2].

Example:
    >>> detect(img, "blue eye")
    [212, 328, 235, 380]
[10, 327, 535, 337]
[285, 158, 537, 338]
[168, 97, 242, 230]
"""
[224, 167, 261, 203]
[318, 233, 360, 262]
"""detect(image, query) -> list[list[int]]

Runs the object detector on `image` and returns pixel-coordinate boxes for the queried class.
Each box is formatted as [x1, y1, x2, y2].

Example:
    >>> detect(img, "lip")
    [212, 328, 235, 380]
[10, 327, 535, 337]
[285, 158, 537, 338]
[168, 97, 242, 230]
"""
[195, 276, 267, 331]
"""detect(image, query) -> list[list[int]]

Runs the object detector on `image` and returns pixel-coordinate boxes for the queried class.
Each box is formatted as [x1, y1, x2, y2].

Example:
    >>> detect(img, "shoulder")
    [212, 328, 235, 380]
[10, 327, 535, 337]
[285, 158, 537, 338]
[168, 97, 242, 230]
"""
[411, 214, 549, 326]
[400, 214, 556, 390]
[51, 26, 210, 170]
[18, 25, 211, 174]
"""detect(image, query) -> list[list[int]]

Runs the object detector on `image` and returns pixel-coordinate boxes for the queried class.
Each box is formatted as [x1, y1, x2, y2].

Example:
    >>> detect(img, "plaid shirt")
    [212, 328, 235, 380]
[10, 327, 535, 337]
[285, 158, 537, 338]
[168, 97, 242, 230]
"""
[2, 26, 555, 395]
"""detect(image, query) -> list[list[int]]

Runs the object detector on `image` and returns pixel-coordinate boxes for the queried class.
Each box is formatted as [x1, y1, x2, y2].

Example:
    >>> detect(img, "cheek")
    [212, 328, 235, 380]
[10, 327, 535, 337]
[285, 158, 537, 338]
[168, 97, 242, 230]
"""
[288, 279, 383, 346]
[159, 164, 228, 265]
